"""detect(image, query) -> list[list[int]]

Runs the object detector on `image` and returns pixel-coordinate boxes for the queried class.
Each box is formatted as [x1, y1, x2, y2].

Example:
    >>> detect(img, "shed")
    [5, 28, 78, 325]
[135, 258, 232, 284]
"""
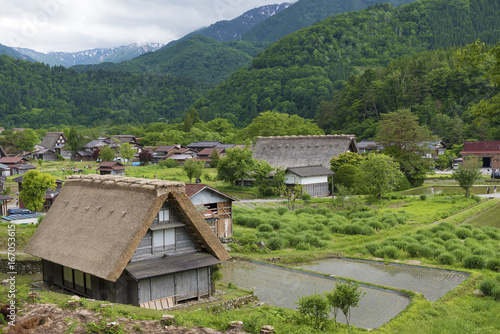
[25, 175, 229, 307]
[185, 184, 236, 239]
[33, 148, 58, 161]
[12, 163, 36, 175]
[285, 165, 334, 197]
[460, 141, 500, 169]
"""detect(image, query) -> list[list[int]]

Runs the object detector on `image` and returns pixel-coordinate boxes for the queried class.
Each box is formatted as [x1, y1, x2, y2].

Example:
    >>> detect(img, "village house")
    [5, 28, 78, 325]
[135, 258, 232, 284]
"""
[185, 184, 236, 239]
[25, 175, 230, 308]
[252, 135, 358, 196]
[284, 165, 334, 197]
[96, 161, 126, 176]
[152, 145, 183, 163]
[35, 132, 67, 161]
[195, 147, 225, 166]
[11, 163, 37, 175]
[0, 157, 28, 176]
[460, 141, 500, 169]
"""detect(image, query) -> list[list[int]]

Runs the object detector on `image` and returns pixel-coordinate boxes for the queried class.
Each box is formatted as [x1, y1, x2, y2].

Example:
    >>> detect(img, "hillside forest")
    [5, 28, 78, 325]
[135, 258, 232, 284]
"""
[0, 0, 500, 146]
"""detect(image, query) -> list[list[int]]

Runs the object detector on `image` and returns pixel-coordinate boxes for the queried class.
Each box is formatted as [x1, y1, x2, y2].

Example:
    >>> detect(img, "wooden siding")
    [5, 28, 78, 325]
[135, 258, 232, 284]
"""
[303, 182, 330, 197]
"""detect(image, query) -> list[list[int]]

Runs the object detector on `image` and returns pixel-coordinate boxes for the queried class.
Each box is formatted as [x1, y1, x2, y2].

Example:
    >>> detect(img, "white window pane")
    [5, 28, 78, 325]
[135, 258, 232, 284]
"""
[164, 228, 175, 245]
[153, 230, 164, 248]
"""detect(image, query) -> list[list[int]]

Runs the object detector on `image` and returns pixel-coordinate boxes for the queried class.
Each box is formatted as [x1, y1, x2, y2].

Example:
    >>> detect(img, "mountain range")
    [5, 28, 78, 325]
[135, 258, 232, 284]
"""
[13, 43, 164, 67]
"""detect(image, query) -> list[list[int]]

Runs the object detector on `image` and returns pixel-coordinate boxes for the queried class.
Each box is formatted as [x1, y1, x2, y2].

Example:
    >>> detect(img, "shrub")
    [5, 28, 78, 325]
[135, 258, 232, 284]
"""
[430, 222, 455, 233]
[269, 219, 281, 230]
[452, 249, 468, 262]
[379, 245, 399, 259]
[479, 279, 499, 296]
[464, 255, 486, 269]
[277, 207, 289, 215]
[473, 233, 489, 241]
[420, 194, 427, 201]
[257, 224, 274, 232]
[482, 227, 500, 240]
[455, 228, 473, 239]
[328, 223, 342, 233]
[407, 243, 420, 257]
[486, 258, 500, 272]
[473, 248, 494, 257]
[444, 239, 463, 251]
[438, 253, 457, 265]
[418, 245, 435, 259]
[437, 231, 457, 241]
[492, 286, 500, 301]
[365, 243, 380, 256]
[416, 228, 433, 237]
[267, 237, 286, 250]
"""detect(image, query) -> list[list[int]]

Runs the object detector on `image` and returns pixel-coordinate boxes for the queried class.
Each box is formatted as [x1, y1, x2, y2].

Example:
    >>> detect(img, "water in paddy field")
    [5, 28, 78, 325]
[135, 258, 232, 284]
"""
[221, 261, 411, 329]
[297, 258, 469, 302]
[401, 185, 496, 196]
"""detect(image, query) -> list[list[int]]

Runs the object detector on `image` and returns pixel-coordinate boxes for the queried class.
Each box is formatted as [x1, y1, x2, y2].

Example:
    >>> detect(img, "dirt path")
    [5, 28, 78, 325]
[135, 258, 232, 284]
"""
[3, 303, 247, 334]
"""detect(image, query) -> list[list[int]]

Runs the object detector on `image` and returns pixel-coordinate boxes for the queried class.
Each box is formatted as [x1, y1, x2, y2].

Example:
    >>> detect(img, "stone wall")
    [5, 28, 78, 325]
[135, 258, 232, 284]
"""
[0, 259, 42, 274]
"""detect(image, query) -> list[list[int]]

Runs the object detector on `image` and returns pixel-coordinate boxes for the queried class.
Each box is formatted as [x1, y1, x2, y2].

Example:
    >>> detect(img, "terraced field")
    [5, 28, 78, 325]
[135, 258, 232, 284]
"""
[465, 201, 500, 228]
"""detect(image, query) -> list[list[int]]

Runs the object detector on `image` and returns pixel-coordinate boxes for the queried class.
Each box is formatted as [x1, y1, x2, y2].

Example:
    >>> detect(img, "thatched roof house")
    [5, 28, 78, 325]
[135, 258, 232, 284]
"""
[25, 175, 229, 307]
[252, 135, 358, 169]
[40, 132, 66, 151]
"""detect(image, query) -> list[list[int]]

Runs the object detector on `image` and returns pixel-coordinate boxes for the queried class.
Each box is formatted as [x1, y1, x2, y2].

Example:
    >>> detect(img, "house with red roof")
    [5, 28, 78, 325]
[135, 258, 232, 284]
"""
[460, 141, 500, 169]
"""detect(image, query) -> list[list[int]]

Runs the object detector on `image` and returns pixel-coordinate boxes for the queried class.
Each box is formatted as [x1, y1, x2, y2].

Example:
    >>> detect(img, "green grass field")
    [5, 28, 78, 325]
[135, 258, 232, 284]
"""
[465, 200, 500, 229]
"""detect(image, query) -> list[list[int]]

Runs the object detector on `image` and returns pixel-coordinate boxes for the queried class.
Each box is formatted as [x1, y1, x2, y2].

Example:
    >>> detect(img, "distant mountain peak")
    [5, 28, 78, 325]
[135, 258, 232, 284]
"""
[13, 43, 165, 67]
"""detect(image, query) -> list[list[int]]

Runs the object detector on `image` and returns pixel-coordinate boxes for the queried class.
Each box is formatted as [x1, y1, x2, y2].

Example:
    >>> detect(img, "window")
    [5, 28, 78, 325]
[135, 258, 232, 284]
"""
[152, 228, 175, 252]
[158, 209, 169, 222]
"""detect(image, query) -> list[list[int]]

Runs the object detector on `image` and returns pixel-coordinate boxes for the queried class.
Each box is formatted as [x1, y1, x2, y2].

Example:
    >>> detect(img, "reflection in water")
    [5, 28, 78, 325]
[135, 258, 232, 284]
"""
[402, 186, 491, 196]
[298, 258, 469, 301]
[221, 261, 410, 329]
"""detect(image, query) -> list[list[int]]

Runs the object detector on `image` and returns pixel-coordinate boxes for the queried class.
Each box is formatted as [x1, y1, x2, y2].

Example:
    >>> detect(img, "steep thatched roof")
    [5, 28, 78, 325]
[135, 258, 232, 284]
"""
[252, 135, 358, 169]
[25, 175, 229, 281]
[40, 132, 65, 150]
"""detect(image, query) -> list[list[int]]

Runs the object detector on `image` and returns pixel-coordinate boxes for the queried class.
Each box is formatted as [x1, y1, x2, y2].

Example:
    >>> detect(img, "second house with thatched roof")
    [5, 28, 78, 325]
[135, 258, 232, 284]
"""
[25, 175, 230, 309]
[252, 135, 358, 197]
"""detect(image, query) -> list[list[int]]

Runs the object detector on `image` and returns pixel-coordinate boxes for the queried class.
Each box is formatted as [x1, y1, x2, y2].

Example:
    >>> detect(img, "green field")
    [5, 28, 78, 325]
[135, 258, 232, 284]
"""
[465, 200, 500, 229]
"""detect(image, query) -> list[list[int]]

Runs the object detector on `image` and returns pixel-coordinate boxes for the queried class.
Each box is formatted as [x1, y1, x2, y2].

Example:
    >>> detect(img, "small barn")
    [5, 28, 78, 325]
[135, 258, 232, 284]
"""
[185, 184, 236, 239]
[12, 163, 36, 175]
[97, 162, 126, 176]
[284, 165, 334, 197]
[25, 175, 229, 307]
[460, 141, 500, 169]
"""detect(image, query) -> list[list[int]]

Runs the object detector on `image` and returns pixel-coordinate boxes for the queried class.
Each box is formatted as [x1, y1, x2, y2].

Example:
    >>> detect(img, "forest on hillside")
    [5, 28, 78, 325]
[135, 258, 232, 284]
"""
[0, 55, 211, 128]
[194, 0, 500, 126]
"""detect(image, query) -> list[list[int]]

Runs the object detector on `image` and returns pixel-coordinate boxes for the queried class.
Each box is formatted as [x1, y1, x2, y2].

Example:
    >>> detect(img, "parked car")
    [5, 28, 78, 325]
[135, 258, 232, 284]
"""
[491, 172, 500, 179]
[7, 208, 34, 215]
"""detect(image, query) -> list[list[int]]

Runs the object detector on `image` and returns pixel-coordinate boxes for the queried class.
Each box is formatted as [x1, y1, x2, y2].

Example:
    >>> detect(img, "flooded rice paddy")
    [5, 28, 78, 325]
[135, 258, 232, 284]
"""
[401, 185, 495, 196]
[297, 258, 469, 302]
[221, 261, 411, 329]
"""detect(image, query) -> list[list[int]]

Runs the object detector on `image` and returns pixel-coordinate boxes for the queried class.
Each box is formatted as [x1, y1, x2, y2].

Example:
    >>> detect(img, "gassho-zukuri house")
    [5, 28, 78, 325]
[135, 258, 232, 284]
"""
[25, 175, 230, 308]
[252, 135, 358, 197]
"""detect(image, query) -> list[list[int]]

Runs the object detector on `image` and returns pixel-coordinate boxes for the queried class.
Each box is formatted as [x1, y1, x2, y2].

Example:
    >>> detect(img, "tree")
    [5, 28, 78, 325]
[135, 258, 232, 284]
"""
[208, 148, 220, 168]
[276, 184, 304, 210]
[98, 146, 116, 162]
[296, 293, 330, 330]
[139, 150, 153, 165]
[91, 149, 100, 161]
[375, 108, 436, 186]
[15, 129, 39, 153]
[217, 145, 255, 186]
[356, 153, 404, 199]
[183, 159, 204, 183]
[183, 108, 201, 132]
[119, 142, 135, 163]
[326, 282, 365, 330]
[19, 171, 56, 212]
[452, 161, 482, 198]
[330, 152, 364, 173]
[65, 127, 81, 157]
[334, 164, 358, 189]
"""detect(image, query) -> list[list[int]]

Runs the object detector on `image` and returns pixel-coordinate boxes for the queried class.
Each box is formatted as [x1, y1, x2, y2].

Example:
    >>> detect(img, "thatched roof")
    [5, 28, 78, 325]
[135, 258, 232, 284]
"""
[40, 132, 65, 150]
[25, 175, 229, 282]
[252, 135, 358, 169]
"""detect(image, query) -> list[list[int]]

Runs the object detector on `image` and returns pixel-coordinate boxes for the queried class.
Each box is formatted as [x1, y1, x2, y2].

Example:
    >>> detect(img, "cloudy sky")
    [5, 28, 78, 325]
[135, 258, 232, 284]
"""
[1, 0, 286, 53]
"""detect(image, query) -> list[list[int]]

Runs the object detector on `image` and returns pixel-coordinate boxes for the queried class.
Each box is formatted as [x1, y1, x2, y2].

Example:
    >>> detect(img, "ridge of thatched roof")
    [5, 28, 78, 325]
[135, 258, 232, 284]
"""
[25, 175, 186, 282]
[252, 135, 358, 169]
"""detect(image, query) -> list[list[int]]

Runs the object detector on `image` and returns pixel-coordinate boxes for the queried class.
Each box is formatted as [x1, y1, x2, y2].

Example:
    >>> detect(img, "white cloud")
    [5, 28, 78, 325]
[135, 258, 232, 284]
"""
[0, 0, 284, 52]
